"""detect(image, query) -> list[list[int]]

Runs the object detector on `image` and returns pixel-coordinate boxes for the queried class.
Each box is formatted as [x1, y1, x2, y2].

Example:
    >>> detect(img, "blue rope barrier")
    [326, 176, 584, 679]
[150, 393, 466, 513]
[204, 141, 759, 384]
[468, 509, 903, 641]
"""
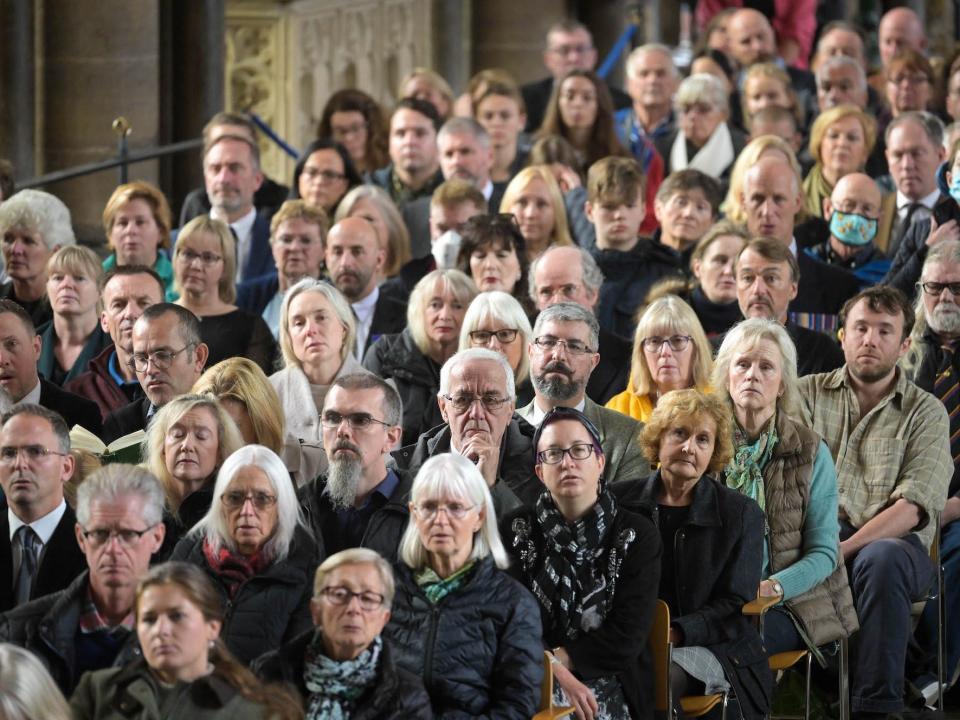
[249, 112, 300, 160]
[597, 23, 639, 80]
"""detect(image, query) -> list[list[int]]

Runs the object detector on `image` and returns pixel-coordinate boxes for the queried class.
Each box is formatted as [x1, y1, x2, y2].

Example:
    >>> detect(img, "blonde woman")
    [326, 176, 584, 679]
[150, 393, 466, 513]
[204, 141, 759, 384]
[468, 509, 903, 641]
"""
[500, 166, 573, 258]
[0, 643, 71, 720]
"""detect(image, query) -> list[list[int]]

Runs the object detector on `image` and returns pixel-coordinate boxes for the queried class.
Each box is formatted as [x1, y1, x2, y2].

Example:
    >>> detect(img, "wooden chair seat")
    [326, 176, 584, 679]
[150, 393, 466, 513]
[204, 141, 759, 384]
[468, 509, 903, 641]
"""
[769, 650, 808, 671]
[680, 693, 726, 716]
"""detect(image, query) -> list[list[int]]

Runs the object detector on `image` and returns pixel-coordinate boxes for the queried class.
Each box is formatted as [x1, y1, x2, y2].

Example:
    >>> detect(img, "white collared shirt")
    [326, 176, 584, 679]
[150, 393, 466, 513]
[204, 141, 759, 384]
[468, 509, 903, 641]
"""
[211, 206, 257, 283]
[896, 188, 939, 224]
[481, 179, 494, 203]
[20, 381, 41, 406]
[8, 499, 67, 548]
[529, 396, 587, 426]
[352, 286, 380, 361]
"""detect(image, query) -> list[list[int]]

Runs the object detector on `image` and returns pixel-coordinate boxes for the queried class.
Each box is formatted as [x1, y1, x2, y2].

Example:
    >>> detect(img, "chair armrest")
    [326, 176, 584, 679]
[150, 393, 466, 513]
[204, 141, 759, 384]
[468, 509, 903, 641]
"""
[742, 595, 780, 616]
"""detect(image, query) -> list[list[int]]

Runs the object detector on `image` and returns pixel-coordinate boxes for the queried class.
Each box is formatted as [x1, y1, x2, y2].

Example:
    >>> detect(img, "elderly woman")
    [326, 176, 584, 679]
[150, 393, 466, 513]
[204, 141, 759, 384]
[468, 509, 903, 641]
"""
[290, 138, 363, 217]
[0, 189, 76, 327]
[713, 318, 858, 657]
[459, 290, 535, 406]
[335, 184, 412, 280]
[271, 278, 368, 444]
[500, 166, 573, 258]
[193, 357, 326, 487]
[101, 180, 176, 299]
[171, 445, 320, 664]
[655, 74, 747, 186]
[253, 548, 432, 718]
[502, 407, 661, 720]
[364, 269, 477, 445]
[623, 389, 772, 719]
[384, 453, 543, 718]
[39, 246, 110, 386]
[456, 213, 534, 316]
[606, 295, 714, 423]
[71, 562, 301, 720]
[400, 68, 454, 121]
[886, 49, 934, 118]
[318, 88, 390, 175]
[802, 104, 877, 220]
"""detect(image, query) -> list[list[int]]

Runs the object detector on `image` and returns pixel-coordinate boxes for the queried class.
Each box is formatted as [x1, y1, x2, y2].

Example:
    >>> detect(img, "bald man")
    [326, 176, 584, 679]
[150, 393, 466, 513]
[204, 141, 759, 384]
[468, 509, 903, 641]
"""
[879, 7, 926, 69]
[326, 217, 406, 359]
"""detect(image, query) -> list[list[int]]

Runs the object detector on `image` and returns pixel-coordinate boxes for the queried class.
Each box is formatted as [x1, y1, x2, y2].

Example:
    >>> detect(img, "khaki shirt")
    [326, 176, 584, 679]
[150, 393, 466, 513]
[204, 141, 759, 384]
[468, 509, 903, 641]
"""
[797, 366, 951, 549]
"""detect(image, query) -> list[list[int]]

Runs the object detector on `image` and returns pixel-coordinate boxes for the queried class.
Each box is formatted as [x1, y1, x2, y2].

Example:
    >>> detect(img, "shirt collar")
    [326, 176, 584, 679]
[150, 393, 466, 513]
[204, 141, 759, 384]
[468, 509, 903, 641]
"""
[788, 237, 798, 257]
[896, 188, 939, 211]
[213, 206, 256, 238]
[107, 350, 139, 387]
[481, 179, 494, 202]
[369, 469, 400, 505]
[530, 396, 586, 425]
[351, 284, 380, 318]
[9, 499, 67, 546]
[21, 380, 41, 405]
[836, 363, 907, 403]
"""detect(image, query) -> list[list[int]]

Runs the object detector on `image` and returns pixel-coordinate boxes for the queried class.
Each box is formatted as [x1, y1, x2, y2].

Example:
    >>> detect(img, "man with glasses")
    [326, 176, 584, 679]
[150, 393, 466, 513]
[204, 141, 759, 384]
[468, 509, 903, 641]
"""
[299, 374, 407, 558]
[102, 303, 209, 443]
[0, 464, 165, 693]
[394, 347, 537, 513]
[0, 404, 84, 613]
[516, 302, 646, 488]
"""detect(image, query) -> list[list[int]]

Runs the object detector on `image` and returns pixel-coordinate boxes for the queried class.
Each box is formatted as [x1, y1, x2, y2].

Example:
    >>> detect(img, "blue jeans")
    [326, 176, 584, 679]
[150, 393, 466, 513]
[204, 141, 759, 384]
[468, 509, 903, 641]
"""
[916, 518, 960, 687]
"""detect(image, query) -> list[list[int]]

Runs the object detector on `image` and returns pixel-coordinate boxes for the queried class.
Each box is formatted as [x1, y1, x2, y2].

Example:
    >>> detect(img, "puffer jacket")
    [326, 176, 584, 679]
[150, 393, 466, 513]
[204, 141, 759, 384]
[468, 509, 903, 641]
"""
[363, 329, 445, 446]
[384, 556, 544, 719]
[170, 527, 319, 664]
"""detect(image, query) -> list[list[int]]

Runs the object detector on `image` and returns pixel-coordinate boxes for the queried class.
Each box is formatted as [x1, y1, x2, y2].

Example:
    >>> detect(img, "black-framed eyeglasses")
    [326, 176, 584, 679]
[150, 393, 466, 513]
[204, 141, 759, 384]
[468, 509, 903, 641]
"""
[221, 490, 278, 510]
[319, 586, 385, 611]
[0, 445, 69, 464]
[321, 411, 392, 430]
[176, 248, 223, 266]
[532, 336, 594, 356]
[442, 394, 512, 412]
[641, 335, 692, 353]
[537, 442, 596, 465]
[80, 524, 158, 549]
[917, 281, 960, 297]
[302, 168, 346, 182]
[128, 345, 193, 372]
[469, 328, 519, 345]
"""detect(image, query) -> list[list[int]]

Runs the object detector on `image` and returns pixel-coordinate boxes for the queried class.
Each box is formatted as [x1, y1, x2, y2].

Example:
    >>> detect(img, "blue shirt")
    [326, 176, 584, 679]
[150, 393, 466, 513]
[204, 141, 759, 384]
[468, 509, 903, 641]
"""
[332, 470, 401, 552]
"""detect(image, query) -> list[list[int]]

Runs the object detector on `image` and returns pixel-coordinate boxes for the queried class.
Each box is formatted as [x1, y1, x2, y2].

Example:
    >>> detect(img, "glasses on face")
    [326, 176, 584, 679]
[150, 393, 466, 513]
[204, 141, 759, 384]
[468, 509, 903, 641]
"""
[81, 524, 157, 549]
[679, 103, 715, 115]
[220, 490, 278, 510]
[0, 445, 69, 464]
[642, 335, 692, 353]
[320, 586, 385, 611]
[442, 394, 511, 412]
[412, 500, 477, 521]
[176, 248, 223, 266]
[469, 329, 519, 345]
[888, 74, 930, 86]
[321, 411, 391, 430]
[302, 168, 346, 183]
[549, 44, 592, 57]
[918, 281, 960, 296]
[128, 345, 192, 372]
[537, 442, 596, 465]
[533, 336, 594, 355]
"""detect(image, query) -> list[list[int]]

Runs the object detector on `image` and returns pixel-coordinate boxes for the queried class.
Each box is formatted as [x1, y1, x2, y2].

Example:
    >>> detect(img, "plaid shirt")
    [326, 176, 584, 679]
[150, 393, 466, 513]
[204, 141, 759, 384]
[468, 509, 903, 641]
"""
[797, 366, 951, 549]
[78, 585, 135, 636]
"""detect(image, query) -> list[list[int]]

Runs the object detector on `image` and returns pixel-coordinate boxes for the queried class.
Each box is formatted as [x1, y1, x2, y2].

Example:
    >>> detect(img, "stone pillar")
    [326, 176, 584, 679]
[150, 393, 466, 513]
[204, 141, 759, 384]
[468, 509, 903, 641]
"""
[0, 0, 36, 179]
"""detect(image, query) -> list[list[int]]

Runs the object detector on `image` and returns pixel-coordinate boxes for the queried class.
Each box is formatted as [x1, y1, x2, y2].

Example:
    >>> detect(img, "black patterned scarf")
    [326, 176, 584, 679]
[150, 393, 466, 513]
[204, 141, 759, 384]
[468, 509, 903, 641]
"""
[303, 632, 382, 719]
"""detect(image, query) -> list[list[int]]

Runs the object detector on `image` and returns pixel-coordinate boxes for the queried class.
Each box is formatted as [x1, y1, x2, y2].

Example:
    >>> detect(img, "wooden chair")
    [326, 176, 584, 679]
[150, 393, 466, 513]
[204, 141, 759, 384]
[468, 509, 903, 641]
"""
[650, 599, 729, 719]
[532, 650, 576, 720]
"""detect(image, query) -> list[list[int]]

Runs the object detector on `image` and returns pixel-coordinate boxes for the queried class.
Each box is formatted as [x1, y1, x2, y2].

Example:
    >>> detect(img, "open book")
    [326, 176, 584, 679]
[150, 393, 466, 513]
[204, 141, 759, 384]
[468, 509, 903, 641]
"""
[69, 426, 146, 465]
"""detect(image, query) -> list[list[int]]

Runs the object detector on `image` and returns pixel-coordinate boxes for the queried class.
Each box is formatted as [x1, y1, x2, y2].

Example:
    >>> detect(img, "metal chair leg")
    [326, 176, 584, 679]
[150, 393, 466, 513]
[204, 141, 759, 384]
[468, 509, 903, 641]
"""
[804, 652, 812, 720]
[720, 692, 729, 720]
[839, 637, 850, 720]
[938, 553, 946, 711]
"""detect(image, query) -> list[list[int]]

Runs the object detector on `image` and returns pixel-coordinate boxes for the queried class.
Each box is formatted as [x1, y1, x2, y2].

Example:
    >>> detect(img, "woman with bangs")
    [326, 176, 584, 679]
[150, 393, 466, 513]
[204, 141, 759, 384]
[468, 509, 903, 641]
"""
[456, 213, 535, 318]
[500, 165, 573, 258]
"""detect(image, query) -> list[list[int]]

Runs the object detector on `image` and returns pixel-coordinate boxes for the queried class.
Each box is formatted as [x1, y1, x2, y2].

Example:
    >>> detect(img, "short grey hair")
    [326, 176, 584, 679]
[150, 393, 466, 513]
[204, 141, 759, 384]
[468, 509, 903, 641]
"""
[458, 291, 533, 384]
[329, 373, 403, 427]
[399, 453, 508, 570]
[528, 246, 605, 306]
[194, 445, 306, 562]
[314, 548, 396, 609]
[816, 55, 867, 94]
[76, 464, 165, 528]
[438, 347, 516, 401]
[712, 318, 799, 418]
[0, 189, 76, 249]
[675, 73, 728, 116]
[626, 43, 678, 79]
[533, 302, 600, 351]
[1, 404, 69, 453]
[438, 117, 491, 151]
[885, 110, 945, 149]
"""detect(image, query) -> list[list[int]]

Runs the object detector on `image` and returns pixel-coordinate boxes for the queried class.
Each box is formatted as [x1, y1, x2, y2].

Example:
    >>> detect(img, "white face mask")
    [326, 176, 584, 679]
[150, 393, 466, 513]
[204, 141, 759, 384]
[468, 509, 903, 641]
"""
[432, 230, 462, 269]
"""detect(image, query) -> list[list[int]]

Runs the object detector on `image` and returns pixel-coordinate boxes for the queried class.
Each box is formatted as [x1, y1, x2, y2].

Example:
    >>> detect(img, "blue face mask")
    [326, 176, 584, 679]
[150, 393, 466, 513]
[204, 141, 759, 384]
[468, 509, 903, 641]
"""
[949, 174, 960, 204]
[829, 210, 878, 247]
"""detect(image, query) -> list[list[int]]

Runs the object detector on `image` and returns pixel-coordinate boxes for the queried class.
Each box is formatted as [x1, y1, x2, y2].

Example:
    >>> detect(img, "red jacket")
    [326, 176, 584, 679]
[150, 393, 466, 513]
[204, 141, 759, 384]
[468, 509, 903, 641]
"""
[64, 345, 140, 420]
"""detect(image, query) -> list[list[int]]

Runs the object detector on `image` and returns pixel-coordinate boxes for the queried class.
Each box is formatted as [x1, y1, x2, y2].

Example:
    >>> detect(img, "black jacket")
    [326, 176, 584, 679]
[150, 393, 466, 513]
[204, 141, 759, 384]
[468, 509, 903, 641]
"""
[102, 397, 152, 445]
[0, 571, 139, 695]
[384, 556, 544, 719]
[501, 500, 662, 719]
[363, 329, 445, 446]
[589, 328, 632, 404]
[170, 527, 319, 664]
[884, 194, 958, 299]
[39, 378, 103, 437]
[791, 249, 861, 319]
[787, 322, 845, 377]
[365, 293, 408, 355]
[252, 629, 432, 720]
[614, 473, 773, 720]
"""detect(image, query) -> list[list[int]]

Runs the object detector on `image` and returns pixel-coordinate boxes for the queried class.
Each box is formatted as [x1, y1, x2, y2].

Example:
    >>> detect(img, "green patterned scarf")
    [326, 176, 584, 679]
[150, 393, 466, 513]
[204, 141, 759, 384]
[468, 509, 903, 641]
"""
[415, 561, 476, 604]
[725, 417, 779, 511]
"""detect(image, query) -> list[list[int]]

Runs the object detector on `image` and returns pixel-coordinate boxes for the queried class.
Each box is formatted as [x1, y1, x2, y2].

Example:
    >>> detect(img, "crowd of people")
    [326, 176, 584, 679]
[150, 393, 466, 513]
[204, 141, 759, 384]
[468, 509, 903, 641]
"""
[0, 5, 958, 719]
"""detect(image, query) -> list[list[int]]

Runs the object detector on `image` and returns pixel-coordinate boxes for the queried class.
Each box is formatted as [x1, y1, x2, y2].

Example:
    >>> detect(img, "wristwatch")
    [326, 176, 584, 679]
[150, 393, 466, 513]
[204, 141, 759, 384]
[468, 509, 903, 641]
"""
[771, 580, 783, 596]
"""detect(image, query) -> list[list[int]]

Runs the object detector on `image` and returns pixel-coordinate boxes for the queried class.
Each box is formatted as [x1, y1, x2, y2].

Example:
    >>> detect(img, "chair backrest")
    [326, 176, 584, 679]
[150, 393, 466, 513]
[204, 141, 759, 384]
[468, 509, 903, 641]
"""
[649, 599, 672, 713]
[540, 650, 555, 711]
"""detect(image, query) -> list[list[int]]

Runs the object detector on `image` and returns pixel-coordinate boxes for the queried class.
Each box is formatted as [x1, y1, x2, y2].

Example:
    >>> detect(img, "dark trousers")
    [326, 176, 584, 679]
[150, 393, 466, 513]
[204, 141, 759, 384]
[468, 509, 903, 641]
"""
[763, 608, 803, 656]
[844, 529, 936, 714]
[916, 518, 960, 685]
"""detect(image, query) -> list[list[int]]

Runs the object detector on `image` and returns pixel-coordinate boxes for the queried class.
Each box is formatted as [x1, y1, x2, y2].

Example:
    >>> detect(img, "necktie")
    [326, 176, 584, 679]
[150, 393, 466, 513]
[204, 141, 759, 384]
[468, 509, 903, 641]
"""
[934, 344, 960, 464]
[14, 526, 39, 606]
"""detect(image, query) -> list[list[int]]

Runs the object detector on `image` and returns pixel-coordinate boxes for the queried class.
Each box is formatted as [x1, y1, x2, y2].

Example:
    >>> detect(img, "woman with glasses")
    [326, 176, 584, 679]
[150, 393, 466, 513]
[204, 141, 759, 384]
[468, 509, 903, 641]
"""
[289, 138, 362, 216]
[502, 407, 661, 720]
[606, 295, 714, 423]
[886, 50, 934, 117]
[173, 215, 276, 374]
[318, 89, 390, 176]
[253, 548, 431, 718]
[456, 213, 535, 318]
[459, 290, 535, 407]
[384, 453, 543, 718]
[171, 444, 320, 665]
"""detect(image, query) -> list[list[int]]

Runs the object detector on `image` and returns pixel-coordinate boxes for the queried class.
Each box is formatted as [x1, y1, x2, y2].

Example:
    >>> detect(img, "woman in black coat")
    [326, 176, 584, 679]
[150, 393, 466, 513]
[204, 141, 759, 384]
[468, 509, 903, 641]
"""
[619, 389, 772, 720]
[501, 407, 662, 720]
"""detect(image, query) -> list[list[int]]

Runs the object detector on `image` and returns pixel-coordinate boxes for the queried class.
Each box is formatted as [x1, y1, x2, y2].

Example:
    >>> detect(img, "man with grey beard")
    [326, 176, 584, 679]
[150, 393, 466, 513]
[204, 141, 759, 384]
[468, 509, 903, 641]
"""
[515, 302, 647, 486]
[298, 373, 407, 559]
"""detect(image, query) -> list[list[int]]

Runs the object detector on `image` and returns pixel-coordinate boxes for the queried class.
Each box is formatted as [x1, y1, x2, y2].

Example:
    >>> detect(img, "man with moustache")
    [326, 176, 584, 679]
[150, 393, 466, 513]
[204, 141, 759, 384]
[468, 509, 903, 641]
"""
[299, 374, 407, 559]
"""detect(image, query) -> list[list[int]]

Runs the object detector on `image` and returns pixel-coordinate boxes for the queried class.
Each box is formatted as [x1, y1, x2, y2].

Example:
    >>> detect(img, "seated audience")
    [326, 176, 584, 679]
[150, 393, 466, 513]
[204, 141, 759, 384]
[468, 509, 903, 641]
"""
[70, 561, 301, 720]
[617, 44, 678, 157]
[0, 643, 71, 720]
[500, 165, 573, 258]
[318, 88, 390, 176]
[336, 184, 414, 280]
[384, 452, 543, 718]
[370, 98, 444, 210]
[502, 407, 661, 719]
[885, 50, 934, 118]
[723, 135, 807, 224]
[364, 269, 476, 446]
[253, 548, 431, 719]
[747, 107, 804, 161]
[400, 67, 454, 121]
[171, 445, 318, 664]
[652, 169, 723, 264]
[473, 78, 530, 185]
[437, 117, 500, 210]
[741, 63, 801, 128]
[456, 213, 533, 315]
[289, 138, 362, 217]
[606, 295, 713, 422]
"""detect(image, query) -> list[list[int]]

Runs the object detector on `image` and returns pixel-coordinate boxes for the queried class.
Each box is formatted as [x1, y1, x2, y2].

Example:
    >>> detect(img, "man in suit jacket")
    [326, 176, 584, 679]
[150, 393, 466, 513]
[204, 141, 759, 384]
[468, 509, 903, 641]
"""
[326, 217, 406, 360]
[515, 303, 647, 487]
[438, 118, 505, 215]
[0, 404, 85, 612]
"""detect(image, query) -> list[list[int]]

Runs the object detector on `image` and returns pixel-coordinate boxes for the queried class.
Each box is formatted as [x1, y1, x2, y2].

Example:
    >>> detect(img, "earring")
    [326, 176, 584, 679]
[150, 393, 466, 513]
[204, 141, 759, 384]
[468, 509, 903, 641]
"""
[208, 640, 215, 650]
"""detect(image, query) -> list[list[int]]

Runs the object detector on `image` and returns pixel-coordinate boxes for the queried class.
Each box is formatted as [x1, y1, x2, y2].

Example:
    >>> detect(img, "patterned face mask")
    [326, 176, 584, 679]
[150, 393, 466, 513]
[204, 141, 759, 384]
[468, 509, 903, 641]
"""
[949, 173, 960, 204]
[829, 210, 878, 247]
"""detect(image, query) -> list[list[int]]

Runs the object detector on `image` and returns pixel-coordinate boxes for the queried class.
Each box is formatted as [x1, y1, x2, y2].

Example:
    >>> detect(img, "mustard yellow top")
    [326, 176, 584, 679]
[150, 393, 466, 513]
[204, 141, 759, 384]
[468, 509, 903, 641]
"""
[605, 389, 656, 423]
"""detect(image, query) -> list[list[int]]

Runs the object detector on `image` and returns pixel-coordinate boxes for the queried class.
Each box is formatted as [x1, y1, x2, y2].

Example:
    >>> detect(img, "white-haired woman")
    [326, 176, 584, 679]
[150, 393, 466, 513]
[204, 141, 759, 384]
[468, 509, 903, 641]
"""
[271, 278, 368, 445]
[655, 73, 746, 186]
[459, 290, 535, 406]
[0, 643, 72, 720]
[384, 453, 543, 718]
[171, 444, 320, 665]
[364, 269, 478, 445]
[713, 318, 857, 657]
